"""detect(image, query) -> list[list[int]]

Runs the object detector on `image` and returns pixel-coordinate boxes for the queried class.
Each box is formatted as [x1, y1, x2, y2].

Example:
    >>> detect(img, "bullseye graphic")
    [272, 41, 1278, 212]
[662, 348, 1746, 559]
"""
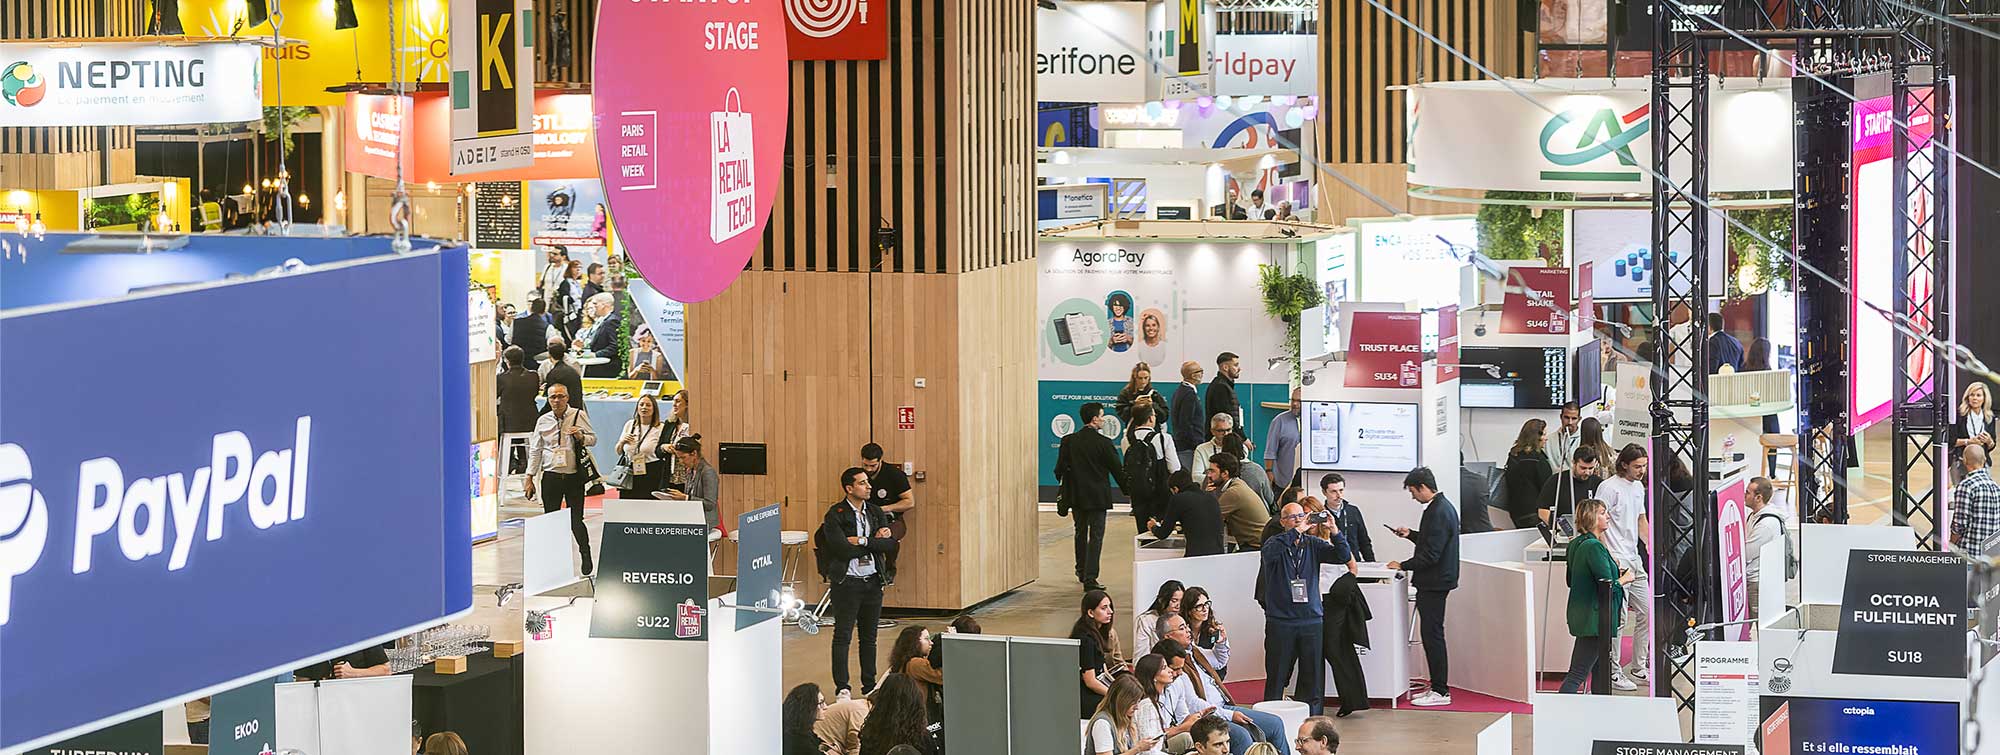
[785, 0, 867, 38]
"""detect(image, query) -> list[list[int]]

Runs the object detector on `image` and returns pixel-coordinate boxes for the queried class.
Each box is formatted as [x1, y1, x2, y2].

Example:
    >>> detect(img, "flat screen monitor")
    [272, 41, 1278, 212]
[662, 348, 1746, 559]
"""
[1573, 339, 1604, 407]
[1757, 697, 1958, 755]
[1303, 401, 1420, 473]
[1460, 346, 1568, 409]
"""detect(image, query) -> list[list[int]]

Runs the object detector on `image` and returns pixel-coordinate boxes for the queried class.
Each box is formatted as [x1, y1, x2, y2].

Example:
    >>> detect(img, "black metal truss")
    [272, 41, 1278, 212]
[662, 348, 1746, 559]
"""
[1890, 42, 1952, 549]
[1794, 75, 1855, 525]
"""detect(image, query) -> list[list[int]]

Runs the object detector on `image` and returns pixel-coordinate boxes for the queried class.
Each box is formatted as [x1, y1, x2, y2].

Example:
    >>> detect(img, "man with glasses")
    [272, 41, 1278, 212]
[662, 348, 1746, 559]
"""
[1258, 502, 1351, 716]
[1156, 626, 1291, 755]
[1293, 717, 1341, 755]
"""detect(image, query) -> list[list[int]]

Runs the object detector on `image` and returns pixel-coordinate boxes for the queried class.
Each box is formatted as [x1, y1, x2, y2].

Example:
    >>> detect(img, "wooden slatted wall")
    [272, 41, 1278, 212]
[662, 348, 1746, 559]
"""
[760, 0, 950, 274]
[532, 0, 594, 85]
[949, 0, 1034, 271]
[1313, 0, 1534, 222]
[0, 0, 146, 189]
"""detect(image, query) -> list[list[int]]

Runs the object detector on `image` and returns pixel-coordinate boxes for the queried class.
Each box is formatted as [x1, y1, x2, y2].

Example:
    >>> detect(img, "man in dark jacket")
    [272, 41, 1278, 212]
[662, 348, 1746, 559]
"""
[511, 297, 552, 369]
[496, 346, 541, 474]
[1387, 467, 1461, 707]
[541, 341, 586, 415]
[1205, 352, 1244, 440]
[1320, 473, 1375, 563]
[1258, 502, 1351, 716]
[583, 295, 623, 377]
[1538, 446, 1603, 531]
[1054, 402, 1131, 591]
[816, 467, 900, 696]
[1170, 361, 1207, 471]
[1149, 469, 1226, 557]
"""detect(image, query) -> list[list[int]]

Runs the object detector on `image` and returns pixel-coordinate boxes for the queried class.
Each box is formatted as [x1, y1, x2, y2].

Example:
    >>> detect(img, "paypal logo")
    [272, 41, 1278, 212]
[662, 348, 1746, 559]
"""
[0, 417, 314, 626]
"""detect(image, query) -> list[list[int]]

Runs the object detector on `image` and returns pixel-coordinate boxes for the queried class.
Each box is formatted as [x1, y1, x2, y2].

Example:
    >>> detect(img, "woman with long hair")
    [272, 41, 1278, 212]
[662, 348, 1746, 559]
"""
[1134, 580, 1184, 656]
[1072, 589, 1121, 719]
[1504, 419, 1554, 528]
[1115, 362, 1169, 432]
[1180, 586, 1230, 676]
[857, 675, 935, 755]
[616, 394, 668, 498]
[1086, 675, 1156, 755]
[888, 625, 944, 725]
[660, 434, 720, 532]
[1135, 311, 1168, 366]
[782, 683, 828, 755]
[1131, 654, 1202, 753]
[1956, 382, 1996, 466]
[658, 390, 693, 489]
[1578, 418, 1617, 481]
[1559, 499, 1632, 694]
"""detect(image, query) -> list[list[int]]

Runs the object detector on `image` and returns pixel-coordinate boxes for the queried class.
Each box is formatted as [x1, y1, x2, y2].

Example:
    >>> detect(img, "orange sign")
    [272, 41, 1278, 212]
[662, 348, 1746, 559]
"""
[345, 91, 600, 183]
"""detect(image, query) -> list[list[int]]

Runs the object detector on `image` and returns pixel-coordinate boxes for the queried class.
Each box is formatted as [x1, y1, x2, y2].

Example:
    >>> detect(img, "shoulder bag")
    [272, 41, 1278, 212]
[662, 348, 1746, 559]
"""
[567, 410, 607, 496]
[604, 420, 636, 490]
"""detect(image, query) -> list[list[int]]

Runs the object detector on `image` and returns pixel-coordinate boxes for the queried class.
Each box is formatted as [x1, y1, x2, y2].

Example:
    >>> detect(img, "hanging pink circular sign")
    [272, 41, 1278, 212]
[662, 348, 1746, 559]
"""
[593, 0, 788, 302]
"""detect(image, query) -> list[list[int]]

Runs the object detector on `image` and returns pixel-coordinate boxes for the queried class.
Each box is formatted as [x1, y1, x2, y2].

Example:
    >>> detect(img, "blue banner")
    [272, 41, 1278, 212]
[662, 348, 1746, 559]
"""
[0, 248, 473, 751]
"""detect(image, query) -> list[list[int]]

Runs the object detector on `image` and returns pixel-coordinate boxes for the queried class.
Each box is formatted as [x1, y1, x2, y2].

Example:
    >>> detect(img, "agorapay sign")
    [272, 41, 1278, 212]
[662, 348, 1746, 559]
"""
[0, 249, 473, 752]
[0, 41, 262, 127]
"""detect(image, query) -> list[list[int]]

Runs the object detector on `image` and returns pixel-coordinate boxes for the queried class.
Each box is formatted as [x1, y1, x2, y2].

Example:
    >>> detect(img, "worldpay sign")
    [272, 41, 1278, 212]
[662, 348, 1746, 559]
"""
[0, 250, 472, 751]
[1346, 311, 1424, 388]
[1211, 34, 1315, 97]
[594, 0, 788, 302]
[0, 41, 262, 127]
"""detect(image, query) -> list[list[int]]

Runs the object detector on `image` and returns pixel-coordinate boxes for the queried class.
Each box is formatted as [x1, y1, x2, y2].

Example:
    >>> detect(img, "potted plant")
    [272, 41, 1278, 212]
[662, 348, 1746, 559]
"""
[1258, 263, 1324, 381]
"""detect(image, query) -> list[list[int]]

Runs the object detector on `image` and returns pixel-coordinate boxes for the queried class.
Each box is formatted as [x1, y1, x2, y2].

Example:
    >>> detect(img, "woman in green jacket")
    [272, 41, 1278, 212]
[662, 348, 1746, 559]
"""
[1561, 498, 1634, 693]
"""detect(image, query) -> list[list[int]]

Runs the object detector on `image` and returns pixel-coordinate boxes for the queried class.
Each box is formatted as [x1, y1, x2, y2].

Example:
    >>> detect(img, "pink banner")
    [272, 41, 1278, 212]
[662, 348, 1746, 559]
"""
[1716, 477, 1750, 641]
[1436, 305, 1459, 382]
[1501, 266, 1573, 335]
[594, 3, 789, 302]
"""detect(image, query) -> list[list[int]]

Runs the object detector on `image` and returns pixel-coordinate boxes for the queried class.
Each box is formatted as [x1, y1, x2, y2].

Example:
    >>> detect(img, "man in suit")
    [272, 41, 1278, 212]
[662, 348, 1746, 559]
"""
[1055, 402, 1131, 591]
[511, 297, 552, 369]
[541, 341, 586, 415]
[1148, 469, 1226, 557]
[495, 346, 542, 474]
[1320, 473, 1375, 564]
[581, 262, 607, 305]
[1170, 361, 1207, 472]
[1205, 352, 1244, 441]
[817, 467, 900, 696]
[1387, 467, 1462, 707]
[583, 294, 624, 377]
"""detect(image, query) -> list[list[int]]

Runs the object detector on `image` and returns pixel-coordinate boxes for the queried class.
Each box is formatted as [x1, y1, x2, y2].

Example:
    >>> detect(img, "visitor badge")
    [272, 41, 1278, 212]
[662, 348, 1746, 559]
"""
[709, 87, 756, 243]
[1290, 578, 1309, 604]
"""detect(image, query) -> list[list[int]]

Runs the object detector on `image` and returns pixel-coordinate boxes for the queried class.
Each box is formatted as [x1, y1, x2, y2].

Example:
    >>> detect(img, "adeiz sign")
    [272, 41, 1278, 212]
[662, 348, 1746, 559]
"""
[1212, 35, 1315, 97]
[449, 0, 535, 175]
[0, 41, 262, 127]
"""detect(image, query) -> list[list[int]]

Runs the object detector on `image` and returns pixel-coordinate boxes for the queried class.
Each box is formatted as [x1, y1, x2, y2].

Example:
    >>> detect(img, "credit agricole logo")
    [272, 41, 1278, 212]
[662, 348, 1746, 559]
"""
[1537, 104, 1650, 183]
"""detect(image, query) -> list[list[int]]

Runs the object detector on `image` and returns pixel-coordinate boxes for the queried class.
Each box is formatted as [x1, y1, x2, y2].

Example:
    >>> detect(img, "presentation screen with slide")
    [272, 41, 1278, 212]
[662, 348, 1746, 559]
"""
[1757, 697, 1957, 755]
[1304, 401, 1420, 473]
[1570, 208, 1727, 301]
[1848, 91, 1937, 432]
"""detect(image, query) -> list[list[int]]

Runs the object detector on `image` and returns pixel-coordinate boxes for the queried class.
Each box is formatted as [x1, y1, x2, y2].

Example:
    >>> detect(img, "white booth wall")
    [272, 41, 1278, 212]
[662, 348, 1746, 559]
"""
[1297, 360, 1459, 565]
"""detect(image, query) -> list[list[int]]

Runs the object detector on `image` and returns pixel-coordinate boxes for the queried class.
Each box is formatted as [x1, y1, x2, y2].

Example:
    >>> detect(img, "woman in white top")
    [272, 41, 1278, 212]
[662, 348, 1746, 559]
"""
[1088, 676, 1157, 755]
[615, 394, 668, 499]
[1134, 581, 1184, 660]
[1131, 654, 1206, 754]
[1595, 444, 1652, 686]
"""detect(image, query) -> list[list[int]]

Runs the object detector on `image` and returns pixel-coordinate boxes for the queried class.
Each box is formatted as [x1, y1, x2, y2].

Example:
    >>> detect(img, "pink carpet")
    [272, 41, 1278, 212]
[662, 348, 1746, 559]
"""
[1219, 680, 1533, 716]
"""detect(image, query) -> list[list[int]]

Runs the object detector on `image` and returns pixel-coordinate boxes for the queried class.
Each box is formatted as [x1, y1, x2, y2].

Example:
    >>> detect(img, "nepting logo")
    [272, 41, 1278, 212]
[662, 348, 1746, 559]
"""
[1, 61, 46, 107]
[1538, 104, 1650, 183]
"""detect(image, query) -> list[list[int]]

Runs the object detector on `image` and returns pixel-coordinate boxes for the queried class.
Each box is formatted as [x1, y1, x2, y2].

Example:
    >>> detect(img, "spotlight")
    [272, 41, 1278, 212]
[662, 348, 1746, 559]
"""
[333, 0, 360, 30]
[244, 0, 268, 27]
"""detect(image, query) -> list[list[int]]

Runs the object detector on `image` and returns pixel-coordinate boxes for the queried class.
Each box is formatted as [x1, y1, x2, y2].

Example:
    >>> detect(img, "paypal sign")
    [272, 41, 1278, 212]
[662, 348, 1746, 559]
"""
[0, 249, 473, 752]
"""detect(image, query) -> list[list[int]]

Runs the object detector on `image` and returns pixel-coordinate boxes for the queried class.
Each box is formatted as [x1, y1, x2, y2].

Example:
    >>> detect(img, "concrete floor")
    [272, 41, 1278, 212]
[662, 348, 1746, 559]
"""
[456, 422, 1914, 752]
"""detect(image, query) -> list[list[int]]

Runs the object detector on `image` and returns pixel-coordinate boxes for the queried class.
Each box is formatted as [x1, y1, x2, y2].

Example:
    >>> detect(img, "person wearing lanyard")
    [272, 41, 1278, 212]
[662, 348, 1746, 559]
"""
[1258, 502, 1351, 717]
[657, 435, 720, 532]
[817, 467, 899, 697]
[525, 383, 596, 576]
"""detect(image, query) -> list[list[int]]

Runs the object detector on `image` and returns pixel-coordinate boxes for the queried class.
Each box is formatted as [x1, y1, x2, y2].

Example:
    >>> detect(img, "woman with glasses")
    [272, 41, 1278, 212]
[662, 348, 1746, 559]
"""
[1179, 586, 1230, 678]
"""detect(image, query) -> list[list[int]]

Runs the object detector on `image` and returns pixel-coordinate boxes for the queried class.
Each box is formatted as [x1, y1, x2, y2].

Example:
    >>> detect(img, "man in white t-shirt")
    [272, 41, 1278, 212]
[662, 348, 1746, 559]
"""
[1744, 476, 1784, 620]
[1596, 445, 1651, 690]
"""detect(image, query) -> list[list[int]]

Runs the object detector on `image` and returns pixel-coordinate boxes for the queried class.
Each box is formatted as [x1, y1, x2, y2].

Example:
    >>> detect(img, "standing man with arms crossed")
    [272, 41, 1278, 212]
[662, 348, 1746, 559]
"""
[1172, 361, 1208, 473]
[1266, 388, 1304, 490]
[1056, 402, 1132, 591]
[818, 467, 899, 697]
[861, 443, 915, 586]
[1206, 353, 1245, 442]
[1387, 467, 1461, 707]
[1259, 502, 1351, 716]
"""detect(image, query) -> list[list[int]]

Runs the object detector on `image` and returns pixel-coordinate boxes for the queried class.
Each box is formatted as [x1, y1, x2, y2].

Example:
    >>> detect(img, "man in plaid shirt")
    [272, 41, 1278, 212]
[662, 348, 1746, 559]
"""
[1955, 446, 2000, 553]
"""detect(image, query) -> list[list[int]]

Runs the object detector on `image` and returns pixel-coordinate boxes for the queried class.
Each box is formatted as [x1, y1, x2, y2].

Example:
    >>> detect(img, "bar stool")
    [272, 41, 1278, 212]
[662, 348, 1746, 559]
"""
[779, 530, 811, 590]
[499, 433, 533, 492]
[1759, 434, 1799, 493]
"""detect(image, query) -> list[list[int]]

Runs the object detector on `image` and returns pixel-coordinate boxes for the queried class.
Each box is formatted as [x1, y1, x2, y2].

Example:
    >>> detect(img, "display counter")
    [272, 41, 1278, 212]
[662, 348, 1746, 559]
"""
[411, 651, 522, 755]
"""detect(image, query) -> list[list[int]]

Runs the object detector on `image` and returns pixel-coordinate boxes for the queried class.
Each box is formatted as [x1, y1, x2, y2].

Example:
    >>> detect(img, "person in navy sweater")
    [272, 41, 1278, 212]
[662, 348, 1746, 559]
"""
[1258, 501, 1351, 715]
[1387, 467, 1462, 707]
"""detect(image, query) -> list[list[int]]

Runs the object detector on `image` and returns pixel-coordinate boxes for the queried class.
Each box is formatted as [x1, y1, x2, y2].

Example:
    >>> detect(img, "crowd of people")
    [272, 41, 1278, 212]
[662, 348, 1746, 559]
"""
[782, 616, 981, 755]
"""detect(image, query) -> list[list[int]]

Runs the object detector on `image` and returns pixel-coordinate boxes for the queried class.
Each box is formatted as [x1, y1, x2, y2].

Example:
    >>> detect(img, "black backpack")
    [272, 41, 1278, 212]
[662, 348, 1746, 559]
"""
[1123, 429, 1169, 514]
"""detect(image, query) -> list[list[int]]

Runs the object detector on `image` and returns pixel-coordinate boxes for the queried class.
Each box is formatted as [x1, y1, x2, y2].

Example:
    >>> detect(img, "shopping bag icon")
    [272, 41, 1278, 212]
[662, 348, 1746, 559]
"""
[710, 87, 756, 243]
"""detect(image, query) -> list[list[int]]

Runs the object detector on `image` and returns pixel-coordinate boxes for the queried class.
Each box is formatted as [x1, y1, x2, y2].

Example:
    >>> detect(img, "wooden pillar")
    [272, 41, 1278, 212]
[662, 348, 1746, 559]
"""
[685, 0, 1036, 611]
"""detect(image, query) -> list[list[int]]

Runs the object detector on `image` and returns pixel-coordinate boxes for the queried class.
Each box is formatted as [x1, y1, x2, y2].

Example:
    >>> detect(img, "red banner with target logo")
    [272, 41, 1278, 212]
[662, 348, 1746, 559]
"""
[784, 0, 888, 59]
